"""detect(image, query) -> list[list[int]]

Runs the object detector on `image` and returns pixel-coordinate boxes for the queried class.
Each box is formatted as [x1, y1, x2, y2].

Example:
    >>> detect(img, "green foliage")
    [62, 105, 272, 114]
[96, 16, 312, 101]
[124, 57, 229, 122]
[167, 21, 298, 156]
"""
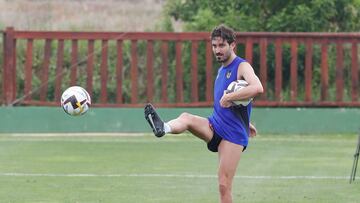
[164, 0, 360, 32]
[161, 0, 360, 102]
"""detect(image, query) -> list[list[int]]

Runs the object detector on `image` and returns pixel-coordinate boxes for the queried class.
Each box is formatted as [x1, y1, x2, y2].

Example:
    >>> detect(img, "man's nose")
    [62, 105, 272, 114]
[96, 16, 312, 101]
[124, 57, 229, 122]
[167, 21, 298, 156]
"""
[214, 47, 221, 53]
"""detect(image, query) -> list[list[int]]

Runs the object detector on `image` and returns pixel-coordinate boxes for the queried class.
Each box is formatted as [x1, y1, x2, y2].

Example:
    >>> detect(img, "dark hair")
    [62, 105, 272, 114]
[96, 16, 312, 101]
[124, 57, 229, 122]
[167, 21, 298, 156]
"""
[211, 24, 236, 44]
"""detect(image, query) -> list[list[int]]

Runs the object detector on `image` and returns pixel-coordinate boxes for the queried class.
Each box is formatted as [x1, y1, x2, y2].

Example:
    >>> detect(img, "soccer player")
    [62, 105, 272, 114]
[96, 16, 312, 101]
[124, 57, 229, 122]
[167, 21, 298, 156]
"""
[145, 24, 263, 203]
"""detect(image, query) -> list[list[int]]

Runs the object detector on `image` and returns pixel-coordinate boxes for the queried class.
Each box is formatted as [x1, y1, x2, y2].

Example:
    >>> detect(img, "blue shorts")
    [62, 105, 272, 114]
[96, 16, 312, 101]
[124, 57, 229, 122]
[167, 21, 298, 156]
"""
[207, 125, 247, 153]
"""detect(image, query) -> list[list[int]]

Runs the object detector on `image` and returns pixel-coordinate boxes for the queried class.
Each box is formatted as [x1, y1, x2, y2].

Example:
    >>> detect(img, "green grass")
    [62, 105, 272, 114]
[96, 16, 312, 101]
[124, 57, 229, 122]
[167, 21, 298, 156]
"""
[0, 134, 359, 203]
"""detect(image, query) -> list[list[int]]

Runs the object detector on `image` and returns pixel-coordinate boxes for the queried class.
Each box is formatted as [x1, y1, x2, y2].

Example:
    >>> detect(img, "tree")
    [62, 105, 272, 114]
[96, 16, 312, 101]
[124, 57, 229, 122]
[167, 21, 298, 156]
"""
[163, 0, 360, 32]
[161, 0, 360, 102]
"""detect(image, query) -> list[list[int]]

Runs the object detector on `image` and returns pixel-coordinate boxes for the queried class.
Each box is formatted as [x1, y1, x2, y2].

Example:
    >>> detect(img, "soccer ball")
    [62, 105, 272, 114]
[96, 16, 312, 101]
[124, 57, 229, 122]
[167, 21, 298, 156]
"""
[61, 86, 91, 116]
[226, 80, 253, 106]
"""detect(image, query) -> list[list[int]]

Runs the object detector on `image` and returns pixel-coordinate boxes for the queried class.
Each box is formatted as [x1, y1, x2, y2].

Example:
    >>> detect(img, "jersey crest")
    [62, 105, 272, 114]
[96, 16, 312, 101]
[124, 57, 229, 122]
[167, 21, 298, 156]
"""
[226, 70, 232, 79]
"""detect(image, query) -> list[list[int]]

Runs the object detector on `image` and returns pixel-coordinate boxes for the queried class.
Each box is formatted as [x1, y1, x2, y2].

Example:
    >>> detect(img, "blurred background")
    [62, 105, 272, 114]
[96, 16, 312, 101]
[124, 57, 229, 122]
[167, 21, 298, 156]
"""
[0, 1, 360, 202]
[0, 0, 166, 31]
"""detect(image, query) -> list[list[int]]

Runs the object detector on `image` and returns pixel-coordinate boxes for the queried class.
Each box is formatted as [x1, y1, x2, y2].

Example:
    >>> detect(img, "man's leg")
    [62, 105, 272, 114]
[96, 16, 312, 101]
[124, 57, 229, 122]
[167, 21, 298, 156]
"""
[144, 103, 213, 142]
[217, 140, 244, 203]
[167, 112, 213, 142]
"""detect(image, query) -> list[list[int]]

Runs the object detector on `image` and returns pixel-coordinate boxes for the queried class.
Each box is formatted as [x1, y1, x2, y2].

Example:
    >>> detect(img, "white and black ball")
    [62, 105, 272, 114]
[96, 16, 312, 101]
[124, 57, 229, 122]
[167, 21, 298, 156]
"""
[226, 80, 253, 106]
[61, 86, 91, 116]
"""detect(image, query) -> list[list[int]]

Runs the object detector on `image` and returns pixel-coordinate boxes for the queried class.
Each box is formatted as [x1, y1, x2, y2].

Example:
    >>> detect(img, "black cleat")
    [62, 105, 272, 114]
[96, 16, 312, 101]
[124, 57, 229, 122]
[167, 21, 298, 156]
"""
[144, 103, 165, 137]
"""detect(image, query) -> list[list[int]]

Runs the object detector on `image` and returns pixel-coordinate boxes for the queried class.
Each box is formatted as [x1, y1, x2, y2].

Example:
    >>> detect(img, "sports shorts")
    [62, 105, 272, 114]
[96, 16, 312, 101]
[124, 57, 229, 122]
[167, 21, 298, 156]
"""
[207, 130, 222, 152]
[207, 124, 247, 152]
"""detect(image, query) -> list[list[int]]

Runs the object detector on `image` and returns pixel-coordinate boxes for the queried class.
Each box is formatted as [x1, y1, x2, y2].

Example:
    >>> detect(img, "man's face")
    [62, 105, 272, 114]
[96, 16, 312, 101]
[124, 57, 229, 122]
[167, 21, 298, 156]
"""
[211, 37, 234, 63]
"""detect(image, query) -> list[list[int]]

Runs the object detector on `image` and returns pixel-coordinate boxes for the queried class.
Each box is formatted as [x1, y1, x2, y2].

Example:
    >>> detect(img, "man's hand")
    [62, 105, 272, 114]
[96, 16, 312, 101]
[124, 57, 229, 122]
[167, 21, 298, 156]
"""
[220, 91, 233, 108]
[249, 123, 257, 137]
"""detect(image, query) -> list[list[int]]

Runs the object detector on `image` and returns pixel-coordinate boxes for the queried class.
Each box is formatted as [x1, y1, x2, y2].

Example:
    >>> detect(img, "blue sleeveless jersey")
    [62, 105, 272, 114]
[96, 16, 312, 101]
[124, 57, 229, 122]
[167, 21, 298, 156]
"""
[208, 56, 252, 147]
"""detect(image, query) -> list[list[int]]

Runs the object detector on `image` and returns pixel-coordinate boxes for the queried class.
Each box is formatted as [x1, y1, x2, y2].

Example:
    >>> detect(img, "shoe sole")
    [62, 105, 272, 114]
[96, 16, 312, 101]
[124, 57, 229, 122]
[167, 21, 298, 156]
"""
[144, 104, 164, 137]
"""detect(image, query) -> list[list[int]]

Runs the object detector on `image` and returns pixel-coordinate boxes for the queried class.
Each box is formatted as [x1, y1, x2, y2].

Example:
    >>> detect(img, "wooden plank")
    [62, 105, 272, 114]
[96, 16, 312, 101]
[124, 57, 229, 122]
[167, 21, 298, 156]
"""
[336, 41, 344, 101]
[131, 40, 138, 104]
[238, 37, 360, 44]
[21, 100, 360, 108]
[351, 41, 359, 101]
[116, 40, 123, 103]
[245, 38, 253, 64]
[14, 31, 211, 40]
[54, 39, 64, 102]
[4, 27, 17, 105]
[205, 40, 213, 102]
[235, 32, 360, 38]
[290, 40, 298, 101]
[191, 41, 199, 102]
[13, 39, 17, 101]
[146, 40, 154, 102]
[275, 39, 282, 101]
[21, 100, 214, 108]
[253, 101, 360, 107]
[13, 30, 360, 40]
[321, 41, 329, 101]
[24, 39, 33, 101]
[175, 41, 184, 102]
[100, 40, 108, 103]
[305, 39, 313, 102]
[259, 38, 267, 100]
[161, 41, 168, 103]
[70, 39, 78, 86]
[2, 29, 7, 103]
[86, 40, 94, 99]
[40, 39, 52, 101]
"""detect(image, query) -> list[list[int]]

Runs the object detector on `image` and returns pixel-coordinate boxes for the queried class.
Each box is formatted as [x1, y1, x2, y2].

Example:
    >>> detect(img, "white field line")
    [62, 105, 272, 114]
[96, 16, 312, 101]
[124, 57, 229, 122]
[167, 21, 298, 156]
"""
[4, 133, 354, 140]
[8, 133, 150, 137]
[0, 172, 356, 180]
[0, 134, 355, 144]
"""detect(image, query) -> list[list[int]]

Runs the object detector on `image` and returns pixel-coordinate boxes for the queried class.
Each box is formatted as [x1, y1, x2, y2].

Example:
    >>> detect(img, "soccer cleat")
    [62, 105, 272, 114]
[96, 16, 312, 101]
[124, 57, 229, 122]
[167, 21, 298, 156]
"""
[144, 103, 165, 137]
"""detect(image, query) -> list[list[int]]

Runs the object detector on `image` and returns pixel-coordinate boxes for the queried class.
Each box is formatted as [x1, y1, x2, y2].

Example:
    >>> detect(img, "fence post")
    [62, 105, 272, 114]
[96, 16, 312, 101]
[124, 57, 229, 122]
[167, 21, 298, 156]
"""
[3, 27, 16, 106]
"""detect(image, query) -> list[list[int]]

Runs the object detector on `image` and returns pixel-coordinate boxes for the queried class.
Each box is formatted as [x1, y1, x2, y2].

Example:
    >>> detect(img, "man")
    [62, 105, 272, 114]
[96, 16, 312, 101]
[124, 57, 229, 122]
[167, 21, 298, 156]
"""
[144, 24, 263, 203]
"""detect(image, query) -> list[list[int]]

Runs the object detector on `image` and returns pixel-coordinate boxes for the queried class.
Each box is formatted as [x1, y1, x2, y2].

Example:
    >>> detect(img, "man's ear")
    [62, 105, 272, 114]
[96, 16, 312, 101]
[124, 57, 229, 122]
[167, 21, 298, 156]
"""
[230, 41, 236, 50]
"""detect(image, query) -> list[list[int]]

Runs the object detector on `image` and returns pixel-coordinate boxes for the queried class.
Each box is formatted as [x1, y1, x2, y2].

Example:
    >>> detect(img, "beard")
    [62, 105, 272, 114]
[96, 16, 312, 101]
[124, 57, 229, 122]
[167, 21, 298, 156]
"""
[215, 52, 231, 63]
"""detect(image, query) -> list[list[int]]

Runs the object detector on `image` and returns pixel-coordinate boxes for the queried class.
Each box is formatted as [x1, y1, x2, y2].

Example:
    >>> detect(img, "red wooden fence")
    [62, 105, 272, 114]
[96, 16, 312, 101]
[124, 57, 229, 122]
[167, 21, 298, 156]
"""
[2, 27, 360, 107]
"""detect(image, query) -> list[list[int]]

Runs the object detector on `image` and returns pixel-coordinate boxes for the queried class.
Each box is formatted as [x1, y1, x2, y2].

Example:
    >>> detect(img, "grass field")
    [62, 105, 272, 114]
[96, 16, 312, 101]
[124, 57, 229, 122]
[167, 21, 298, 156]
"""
[0, 133, 359, 203]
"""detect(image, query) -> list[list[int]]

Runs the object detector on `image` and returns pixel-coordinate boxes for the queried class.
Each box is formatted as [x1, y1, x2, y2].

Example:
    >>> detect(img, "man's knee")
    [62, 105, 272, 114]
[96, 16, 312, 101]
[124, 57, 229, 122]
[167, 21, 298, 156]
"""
[178, 112, 192, 121]
[219, 183, 228, 194]
[218, 175, 232, 196]
[218, 182, 231, 197]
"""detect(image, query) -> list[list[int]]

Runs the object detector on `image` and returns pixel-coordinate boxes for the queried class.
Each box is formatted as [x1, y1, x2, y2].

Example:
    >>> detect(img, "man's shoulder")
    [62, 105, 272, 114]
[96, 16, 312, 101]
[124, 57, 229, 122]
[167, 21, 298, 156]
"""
[236, 56, 247, 64]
